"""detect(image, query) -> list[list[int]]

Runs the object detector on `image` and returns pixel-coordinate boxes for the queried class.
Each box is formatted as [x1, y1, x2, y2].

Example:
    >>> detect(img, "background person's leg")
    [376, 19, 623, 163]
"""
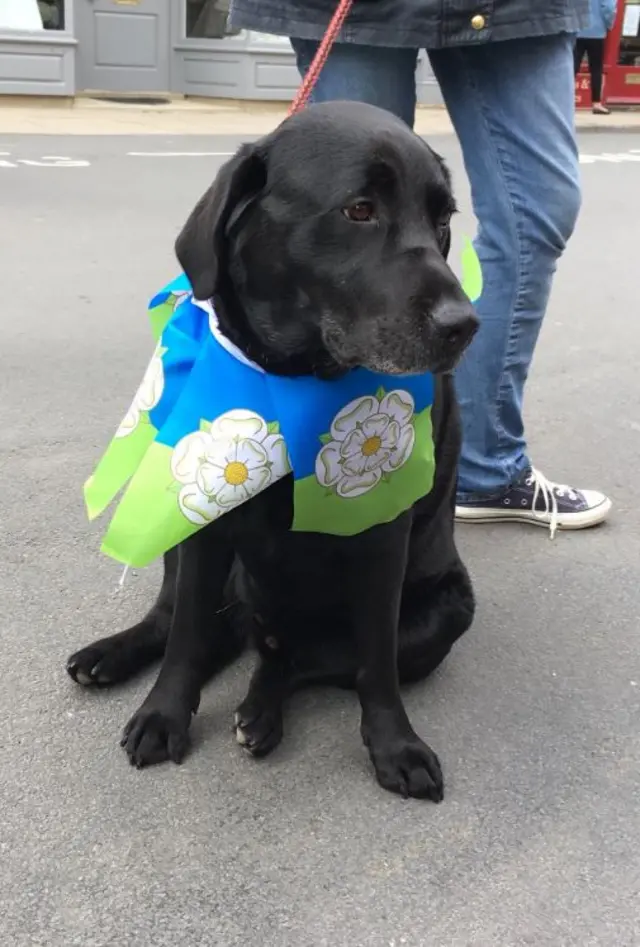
[290, 39, 419, 127]
[586, 38, 608, 112]
[429, 35, 610, 530]
[573, 37, 587, 75]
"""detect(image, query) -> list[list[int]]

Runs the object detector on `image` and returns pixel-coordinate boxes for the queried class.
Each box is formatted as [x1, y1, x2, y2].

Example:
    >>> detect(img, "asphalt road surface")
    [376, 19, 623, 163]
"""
[1, 130, 639, 947]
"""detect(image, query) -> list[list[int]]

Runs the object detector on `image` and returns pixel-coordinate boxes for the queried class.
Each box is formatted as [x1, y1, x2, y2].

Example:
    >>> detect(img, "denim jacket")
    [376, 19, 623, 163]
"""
[229, 0, 591, 49]
[578, 0, 617, 39]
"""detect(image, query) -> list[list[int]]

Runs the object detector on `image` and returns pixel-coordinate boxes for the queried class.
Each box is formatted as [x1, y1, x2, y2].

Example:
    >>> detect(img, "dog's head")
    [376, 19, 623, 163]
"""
[176, 101, 478, 377]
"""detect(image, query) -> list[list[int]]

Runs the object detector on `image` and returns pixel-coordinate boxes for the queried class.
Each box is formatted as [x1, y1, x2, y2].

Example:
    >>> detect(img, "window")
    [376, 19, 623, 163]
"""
[185, 0, 240, 39]
[0, 0, 64, 30]
[38, 0, 65, 30]
[618, 1, 640, 66]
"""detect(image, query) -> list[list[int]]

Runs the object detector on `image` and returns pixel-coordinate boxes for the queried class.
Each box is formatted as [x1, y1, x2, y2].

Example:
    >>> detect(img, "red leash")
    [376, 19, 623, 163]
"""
[288, 0, 355, 115]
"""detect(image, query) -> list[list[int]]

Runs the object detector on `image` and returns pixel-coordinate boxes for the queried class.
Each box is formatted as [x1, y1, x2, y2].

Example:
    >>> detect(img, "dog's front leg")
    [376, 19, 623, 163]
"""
[345, 515, 444, 802]
[121, 524, 233, 768]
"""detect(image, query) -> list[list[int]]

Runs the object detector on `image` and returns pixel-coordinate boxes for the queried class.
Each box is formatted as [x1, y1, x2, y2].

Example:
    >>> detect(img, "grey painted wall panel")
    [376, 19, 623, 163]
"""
[93, 12, 158, 69]
[173, 33, 442, 103]
[182, 53, 244, 90]
[0, 39, 74, 95]
[253, 59, 301, 92]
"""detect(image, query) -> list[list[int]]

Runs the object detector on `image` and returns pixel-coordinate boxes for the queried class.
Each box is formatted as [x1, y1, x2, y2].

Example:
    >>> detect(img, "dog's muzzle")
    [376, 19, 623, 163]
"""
[429, 300, 479, 373]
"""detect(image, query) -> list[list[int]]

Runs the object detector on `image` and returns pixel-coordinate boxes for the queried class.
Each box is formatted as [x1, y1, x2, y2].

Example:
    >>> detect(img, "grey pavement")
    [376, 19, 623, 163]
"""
[1, 130, 639, 947]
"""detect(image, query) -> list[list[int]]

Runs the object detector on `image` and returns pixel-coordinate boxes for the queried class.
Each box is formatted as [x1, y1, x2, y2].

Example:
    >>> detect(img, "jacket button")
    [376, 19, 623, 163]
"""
[471, 14, 486, 30]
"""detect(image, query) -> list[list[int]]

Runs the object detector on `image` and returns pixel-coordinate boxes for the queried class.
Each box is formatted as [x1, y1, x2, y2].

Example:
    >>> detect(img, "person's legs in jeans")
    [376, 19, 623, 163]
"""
[290, 39, 419, 126]
[292, 35, 610, 531]
[428, 35, 609, 530]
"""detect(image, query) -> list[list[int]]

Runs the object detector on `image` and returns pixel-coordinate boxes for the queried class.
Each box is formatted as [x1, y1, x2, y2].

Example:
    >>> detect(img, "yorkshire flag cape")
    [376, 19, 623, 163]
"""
[84, 241, 482, 568]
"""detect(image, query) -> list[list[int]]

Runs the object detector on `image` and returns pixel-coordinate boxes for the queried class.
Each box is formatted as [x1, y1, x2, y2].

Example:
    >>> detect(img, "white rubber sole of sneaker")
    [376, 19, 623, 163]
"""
[455, 496, 612, 530]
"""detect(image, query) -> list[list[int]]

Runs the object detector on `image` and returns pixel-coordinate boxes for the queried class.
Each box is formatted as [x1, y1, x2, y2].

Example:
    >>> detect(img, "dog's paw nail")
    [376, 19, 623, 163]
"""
[67, 660, 92, 686]
[236, 725, 249, 746]
[89, 663, 112, 685]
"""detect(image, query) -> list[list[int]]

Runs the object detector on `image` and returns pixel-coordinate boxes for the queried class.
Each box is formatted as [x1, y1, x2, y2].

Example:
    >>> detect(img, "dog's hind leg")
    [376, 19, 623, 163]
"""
[67, 548, 247, 688]
[397, 564, 475, 685]
[66, 549, 178, 687]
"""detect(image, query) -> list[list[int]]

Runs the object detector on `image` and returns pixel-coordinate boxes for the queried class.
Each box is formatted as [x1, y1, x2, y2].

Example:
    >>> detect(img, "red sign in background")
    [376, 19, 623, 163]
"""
[575, 1, 640, 108]
[575, 68, 594, 109]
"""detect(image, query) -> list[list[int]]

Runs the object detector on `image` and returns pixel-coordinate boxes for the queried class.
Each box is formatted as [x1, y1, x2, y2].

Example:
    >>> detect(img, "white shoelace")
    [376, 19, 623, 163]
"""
[525, 467, 579, 539]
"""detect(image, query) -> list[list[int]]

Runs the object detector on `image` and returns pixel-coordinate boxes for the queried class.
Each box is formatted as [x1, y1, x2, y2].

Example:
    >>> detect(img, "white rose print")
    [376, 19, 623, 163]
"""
[315, 390, 416, 498]
[115, 347, 165, 438]
[171, 409, 291, 526]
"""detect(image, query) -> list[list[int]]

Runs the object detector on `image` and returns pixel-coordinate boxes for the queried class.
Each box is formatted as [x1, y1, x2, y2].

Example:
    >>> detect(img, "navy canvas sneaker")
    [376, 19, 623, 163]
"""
[455, 467, 612, 537]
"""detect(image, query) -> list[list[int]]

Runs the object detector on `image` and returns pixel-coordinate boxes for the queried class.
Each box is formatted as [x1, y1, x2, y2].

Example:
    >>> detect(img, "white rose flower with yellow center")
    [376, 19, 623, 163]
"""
[315, 390, 416, 498]
[171, 409, 291, 525]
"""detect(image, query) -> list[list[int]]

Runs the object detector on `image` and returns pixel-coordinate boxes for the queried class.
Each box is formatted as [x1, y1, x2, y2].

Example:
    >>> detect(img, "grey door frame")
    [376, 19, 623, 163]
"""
[75, 0, 172, 94]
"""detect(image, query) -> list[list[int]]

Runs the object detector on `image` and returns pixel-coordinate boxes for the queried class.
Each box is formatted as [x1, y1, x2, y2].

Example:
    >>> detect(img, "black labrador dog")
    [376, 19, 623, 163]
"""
[67, 101, 479, 802]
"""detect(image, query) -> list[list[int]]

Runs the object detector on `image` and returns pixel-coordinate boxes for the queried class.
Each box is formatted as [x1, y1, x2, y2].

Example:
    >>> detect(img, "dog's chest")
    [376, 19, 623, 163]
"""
[228, 480, 352, 612]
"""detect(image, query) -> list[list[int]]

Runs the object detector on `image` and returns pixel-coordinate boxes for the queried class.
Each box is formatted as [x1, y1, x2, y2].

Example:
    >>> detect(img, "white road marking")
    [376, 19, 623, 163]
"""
[0, 152, 90, 167]
[127, 148, 640, 165]
[1, 147, 638, 168]
[126, 151, 233, 157]
[17, 157, 90, 167]
[579, 151, 640, 164]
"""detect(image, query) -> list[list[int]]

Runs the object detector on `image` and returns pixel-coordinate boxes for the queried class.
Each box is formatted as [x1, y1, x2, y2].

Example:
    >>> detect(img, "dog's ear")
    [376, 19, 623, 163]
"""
[175, 143, 266, 300]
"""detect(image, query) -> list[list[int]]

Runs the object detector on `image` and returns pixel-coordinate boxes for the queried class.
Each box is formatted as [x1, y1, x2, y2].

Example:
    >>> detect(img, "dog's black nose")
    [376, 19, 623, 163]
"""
[428, 301, 479, 372]
[432, 301, 479, 354]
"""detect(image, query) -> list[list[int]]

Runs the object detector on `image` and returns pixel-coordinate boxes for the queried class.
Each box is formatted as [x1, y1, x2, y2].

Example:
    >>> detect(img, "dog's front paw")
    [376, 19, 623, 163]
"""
[364, 729, 444, 802]
[120, 703, 192, 768]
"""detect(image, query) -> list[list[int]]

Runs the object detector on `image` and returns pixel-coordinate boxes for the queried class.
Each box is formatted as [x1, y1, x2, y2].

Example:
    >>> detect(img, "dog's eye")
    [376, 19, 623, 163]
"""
[343, 200, 376, 223]
[436, 214, 451, 235]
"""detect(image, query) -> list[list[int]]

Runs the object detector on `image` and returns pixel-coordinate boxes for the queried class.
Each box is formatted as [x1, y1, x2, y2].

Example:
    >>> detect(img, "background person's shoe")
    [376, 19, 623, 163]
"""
[455, 467, 611, 537]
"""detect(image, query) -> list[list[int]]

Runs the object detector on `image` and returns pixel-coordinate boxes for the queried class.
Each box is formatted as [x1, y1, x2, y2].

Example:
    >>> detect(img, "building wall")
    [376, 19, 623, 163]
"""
[172, 29, 442, 104]
[0, 0, 74, 95]
[0, 0, 443, 104]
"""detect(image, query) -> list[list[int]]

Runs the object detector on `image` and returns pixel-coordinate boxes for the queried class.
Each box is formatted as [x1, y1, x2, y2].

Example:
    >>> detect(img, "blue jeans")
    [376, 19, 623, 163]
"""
[291, 36, 582, 500]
